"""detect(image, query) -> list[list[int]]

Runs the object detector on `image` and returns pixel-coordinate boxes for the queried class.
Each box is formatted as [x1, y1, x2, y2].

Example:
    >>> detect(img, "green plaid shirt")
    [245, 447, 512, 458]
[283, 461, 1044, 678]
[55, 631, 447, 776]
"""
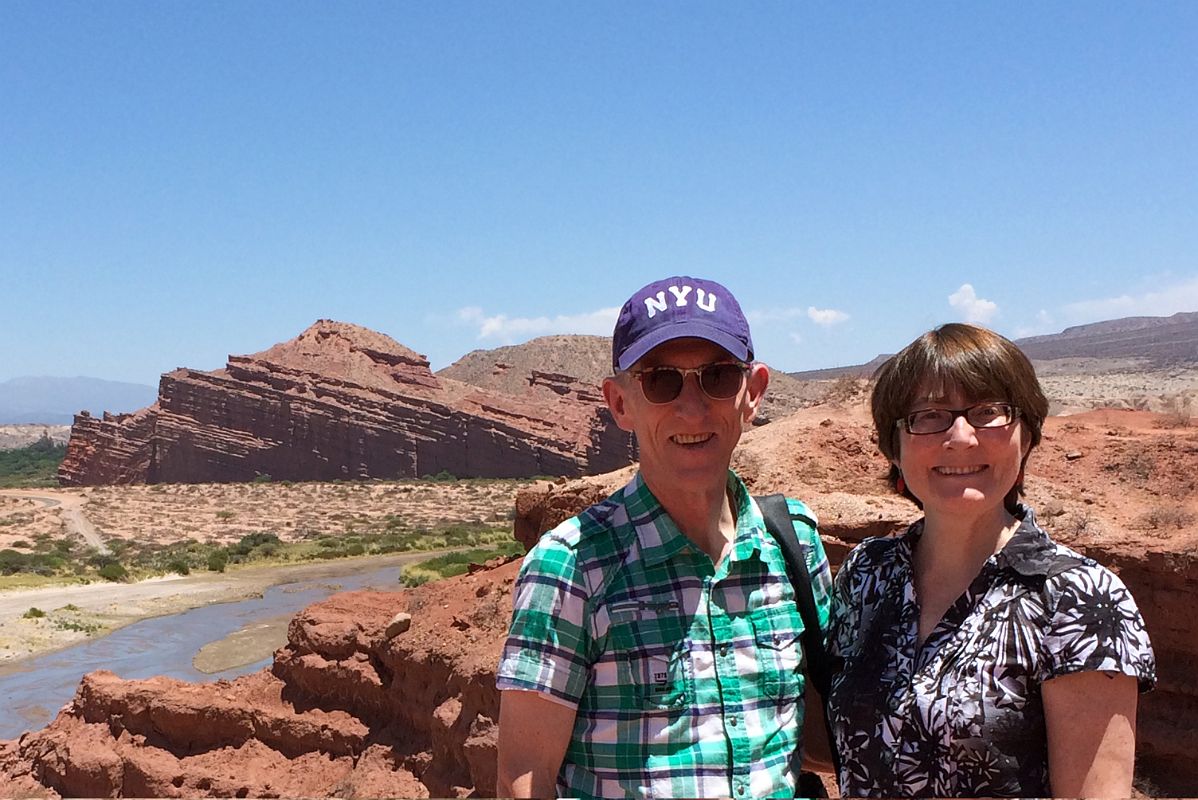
[498, 471, 832, 799]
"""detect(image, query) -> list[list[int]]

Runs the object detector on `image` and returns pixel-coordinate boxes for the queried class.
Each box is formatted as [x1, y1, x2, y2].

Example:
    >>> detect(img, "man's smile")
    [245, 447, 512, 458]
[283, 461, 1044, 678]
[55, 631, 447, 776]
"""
[670, 432, 714, 446]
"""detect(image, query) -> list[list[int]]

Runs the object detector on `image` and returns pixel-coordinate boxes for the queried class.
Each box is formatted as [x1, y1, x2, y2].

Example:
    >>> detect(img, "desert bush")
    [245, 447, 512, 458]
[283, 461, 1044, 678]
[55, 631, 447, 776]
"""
[23, 607, 45, 619]
[228, 531, 281, 557]
[346, 543, 366, 556]
[97, 562, 128, 582]
[1140, 505, 1196, 531]
[166, 559, 191, 575]
[1159, 395, 1193, 429]
[398, 542, 523, 587]
[215, 510, 235, 522]
[207, 551, 228, 572]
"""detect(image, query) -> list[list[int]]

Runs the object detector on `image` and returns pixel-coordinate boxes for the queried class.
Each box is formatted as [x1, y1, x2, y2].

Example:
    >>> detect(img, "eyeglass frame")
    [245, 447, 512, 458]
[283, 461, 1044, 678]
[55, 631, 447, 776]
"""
[626, 361, 751, 405]
[897, 402, 1022, 435]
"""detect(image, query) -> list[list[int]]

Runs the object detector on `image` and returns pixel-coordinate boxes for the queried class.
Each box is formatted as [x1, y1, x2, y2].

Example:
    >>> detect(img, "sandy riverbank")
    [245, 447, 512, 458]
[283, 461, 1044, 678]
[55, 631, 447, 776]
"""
[0, 551, 444, 669]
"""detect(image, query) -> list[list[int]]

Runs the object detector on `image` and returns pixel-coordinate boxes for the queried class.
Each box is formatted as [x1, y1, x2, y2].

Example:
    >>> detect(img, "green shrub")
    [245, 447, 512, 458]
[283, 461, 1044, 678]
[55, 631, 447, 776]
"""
[346, 543, 365, 556]
[23, 607, 45, 619]
[207, 551, 228, 573]
[252, 473, 272, 483]
[166, 559, 191, 576]
[228, 532, 281, 557]
[97, 562, 128, 582]
[0, 437, 68, 488]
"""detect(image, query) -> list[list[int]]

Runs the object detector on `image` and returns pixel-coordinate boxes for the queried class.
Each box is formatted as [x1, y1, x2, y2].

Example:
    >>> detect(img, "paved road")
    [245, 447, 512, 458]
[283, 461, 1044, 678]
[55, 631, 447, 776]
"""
[0, 489, 112, 555]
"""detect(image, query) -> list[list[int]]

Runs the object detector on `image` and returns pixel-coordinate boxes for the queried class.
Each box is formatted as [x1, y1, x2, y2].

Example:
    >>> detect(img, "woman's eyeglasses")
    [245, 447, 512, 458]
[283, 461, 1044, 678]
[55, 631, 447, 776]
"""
[899, 402, 1021, 435]
[629, 362, 749, 404]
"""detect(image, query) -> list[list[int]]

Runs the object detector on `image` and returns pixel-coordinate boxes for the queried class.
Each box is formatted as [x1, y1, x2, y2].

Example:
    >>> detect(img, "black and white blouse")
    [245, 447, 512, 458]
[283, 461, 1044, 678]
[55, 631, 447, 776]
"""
[827, 507, 1156, 798]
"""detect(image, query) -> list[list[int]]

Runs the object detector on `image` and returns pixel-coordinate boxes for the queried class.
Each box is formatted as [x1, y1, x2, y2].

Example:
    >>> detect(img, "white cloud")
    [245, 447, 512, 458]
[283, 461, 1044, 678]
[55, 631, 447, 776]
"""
[948, 284, 999, 324]
[1013, 309, 1056, 338]
[746, 307, 807, 324]
[748, 306, 849, 326]
[1060, 275, 1198, 325]
[806, 306, 850, 326]
[454, 305, 620, 343]
[789, 332, 804, 345]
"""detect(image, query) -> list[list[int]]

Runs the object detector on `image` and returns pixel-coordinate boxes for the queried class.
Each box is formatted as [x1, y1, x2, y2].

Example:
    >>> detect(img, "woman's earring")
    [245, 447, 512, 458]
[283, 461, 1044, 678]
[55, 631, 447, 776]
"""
[896, 474, 906, 495]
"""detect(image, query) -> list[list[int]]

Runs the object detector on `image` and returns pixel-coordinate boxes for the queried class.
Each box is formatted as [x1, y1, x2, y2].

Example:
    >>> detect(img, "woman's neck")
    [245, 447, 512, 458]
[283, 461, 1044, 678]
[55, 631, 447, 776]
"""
[914, 505, 1019, 587]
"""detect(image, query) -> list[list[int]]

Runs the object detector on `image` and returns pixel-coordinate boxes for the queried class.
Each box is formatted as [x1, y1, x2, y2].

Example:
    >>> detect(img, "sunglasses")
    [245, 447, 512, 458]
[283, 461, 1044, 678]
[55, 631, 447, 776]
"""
[629, 362, 749, 404]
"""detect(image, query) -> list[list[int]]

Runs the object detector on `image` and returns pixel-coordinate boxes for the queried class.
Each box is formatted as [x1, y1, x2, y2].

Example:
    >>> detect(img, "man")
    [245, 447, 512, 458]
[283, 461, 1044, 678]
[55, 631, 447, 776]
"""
[496, 276, 832, 798]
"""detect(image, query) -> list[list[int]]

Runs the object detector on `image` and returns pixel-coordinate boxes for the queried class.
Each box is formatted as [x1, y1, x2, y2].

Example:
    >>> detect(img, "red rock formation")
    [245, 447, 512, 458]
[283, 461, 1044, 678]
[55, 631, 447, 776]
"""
[59, 321, 635, 485]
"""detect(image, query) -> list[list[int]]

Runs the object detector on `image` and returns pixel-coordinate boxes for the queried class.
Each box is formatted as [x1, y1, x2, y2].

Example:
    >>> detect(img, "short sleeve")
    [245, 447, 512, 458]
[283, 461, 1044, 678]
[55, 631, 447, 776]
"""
[1038, 563, 1157, 692]
[496, 529, 594, 706]
[787, 497, 834, 635]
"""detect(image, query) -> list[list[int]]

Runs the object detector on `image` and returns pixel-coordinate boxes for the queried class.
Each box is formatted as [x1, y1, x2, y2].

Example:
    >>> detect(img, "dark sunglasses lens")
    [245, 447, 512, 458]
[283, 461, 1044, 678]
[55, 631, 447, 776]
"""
[641, 369, 684, 403]
[700, 364, 745, 398]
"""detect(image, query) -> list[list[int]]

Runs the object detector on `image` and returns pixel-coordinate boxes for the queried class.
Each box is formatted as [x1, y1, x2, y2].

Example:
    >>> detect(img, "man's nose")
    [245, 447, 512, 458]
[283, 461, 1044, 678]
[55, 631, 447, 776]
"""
[672, 372, 709, 415]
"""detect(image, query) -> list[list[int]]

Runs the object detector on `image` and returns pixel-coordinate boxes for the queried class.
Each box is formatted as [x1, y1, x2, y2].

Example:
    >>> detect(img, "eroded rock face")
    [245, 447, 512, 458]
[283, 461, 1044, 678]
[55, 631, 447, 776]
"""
[59, 321, 635, 485]
[0, 569, 519, 799]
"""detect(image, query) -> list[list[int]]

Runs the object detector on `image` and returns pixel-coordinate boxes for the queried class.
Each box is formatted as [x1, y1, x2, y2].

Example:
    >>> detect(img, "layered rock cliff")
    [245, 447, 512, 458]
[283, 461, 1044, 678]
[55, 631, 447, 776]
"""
[59, 321, 635, 485]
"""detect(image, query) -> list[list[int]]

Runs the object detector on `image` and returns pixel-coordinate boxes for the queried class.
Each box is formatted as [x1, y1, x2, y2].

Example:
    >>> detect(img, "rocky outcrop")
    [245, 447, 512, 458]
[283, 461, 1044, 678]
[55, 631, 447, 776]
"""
[0, 568, 519, 798]
[59, 321, 636, 485]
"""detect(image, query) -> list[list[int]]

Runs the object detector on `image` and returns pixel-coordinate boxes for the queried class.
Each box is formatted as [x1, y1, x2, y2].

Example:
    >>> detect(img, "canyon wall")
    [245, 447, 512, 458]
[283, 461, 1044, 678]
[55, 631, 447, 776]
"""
[59, 321, 635, 485]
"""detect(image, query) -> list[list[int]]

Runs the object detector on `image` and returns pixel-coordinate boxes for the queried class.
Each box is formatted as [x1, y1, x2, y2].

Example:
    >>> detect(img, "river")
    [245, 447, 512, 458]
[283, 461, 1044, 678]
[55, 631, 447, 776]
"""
[0, 561, 407, 740]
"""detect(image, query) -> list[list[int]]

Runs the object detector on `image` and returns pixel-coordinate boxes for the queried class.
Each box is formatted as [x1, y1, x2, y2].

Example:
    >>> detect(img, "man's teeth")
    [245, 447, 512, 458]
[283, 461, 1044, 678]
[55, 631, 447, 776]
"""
[934, 465, 986, 475]
[672, 433, 713, 445]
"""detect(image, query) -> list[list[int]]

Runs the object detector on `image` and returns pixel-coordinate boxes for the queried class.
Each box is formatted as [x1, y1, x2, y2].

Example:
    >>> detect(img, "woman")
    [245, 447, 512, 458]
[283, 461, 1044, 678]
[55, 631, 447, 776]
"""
[827, 323, 1156, 798]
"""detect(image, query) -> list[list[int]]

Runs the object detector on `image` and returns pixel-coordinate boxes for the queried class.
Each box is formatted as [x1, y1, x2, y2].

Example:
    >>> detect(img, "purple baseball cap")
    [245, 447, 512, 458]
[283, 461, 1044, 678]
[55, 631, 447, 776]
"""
[612, 276, 754, 371]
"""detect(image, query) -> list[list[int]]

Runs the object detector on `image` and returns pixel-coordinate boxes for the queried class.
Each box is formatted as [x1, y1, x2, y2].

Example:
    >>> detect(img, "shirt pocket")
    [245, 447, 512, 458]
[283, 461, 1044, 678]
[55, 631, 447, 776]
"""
[752, 603, 804, 700]
[609, 605, 694, 712]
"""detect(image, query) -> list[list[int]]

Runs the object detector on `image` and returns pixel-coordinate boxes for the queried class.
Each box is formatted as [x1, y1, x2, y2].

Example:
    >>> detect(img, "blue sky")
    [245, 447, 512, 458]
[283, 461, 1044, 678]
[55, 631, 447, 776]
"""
[2, 2, 1196, 385]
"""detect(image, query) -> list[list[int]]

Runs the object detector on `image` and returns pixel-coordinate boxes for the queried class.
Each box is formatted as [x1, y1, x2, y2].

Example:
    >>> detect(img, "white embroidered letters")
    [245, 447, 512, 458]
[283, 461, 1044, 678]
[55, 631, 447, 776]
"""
[644, 292, 670, 318]
[667, 285, 692, 305]
[644, 284, 717, 318]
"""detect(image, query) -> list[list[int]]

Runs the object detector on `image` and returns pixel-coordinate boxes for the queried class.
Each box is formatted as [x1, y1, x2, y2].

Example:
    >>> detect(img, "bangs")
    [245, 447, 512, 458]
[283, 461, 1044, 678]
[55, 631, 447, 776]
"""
[905, 346, 1020, 408]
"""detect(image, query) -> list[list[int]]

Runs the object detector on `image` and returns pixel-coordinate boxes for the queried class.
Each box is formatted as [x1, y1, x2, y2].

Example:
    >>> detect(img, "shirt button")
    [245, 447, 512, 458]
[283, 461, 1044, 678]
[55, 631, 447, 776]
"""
[719, 644, 729, 657]
[729, 715, 739, 727]
[736, 787, 745, 796]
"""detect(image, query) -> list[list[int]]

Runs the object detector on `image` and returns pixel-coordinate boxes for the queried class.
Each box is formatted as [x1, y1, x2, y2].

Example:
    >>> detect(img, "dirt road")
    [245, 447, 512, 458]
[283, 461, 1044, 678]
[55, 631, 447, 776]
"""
[0, 489, 111, 555]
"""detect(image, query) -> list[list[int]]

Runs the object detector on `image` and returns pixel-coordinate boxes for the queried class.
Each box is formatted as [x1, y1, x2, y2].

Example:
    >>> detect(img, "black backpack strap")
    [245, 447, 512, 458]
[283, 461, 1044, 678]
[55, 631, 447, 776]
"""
[756, 493, 841, 786]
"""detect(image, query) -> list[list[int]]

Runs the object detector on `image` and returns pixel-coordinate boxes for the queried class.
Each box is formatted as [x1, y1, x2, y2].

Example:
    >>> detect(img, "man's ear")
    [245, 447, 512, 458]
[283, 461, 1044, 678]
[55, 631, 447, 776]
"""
[602, 375, 637, 433]
[741, 363, 769, 425]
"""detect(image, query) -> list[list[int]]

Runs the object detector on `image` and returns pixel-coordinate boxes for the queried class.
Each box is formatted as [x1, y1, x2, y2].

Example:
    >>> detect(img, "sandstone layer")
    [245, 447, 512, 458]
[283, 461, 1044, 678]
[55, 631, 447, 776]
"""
[6, 406, 1194, 796]
[58, 321, 635, 485]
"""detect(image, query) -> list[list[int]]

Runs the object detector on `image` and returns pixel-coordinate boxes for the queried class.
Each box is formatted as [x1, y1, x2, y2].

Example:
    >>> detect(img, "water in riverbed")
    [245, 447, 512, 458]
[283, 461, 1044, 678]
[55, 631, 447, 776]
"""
[0, 563, 405, 740]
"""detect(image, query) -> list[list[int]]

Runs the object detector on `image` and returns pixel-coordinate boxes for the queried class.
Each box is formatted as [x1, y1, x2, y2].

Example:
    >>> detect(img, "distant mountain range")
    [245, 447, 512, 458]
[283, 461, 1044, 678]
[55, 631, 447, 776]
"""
[8, 311, 1195, 425]
[787, 311, 1198, 380]
[0, 376, 158, 424]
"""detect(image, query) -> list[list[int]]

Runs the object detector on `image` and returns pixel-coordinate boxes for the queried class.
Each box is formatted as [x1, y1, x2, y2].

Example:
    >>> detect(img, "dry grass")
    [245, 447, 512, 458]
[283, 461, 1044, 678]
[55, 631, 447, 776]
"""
[0, 478, 530, 553]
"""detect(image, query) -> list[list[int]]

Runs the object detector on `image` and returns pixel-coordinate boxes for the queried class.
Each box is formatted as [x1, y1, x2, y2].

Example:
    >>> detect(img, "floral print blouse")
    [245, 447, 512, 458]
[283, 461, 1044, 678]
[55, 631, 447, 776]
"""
[827, 507, 1156, 797]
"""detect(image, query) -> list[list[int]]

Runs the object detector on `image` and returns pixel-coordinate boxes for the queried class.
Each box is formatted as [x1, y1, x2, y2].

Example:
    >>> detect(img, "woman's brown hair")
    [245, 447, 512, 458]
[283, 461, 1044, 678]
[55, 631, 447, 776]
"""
[871, 323, 1049, 510]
